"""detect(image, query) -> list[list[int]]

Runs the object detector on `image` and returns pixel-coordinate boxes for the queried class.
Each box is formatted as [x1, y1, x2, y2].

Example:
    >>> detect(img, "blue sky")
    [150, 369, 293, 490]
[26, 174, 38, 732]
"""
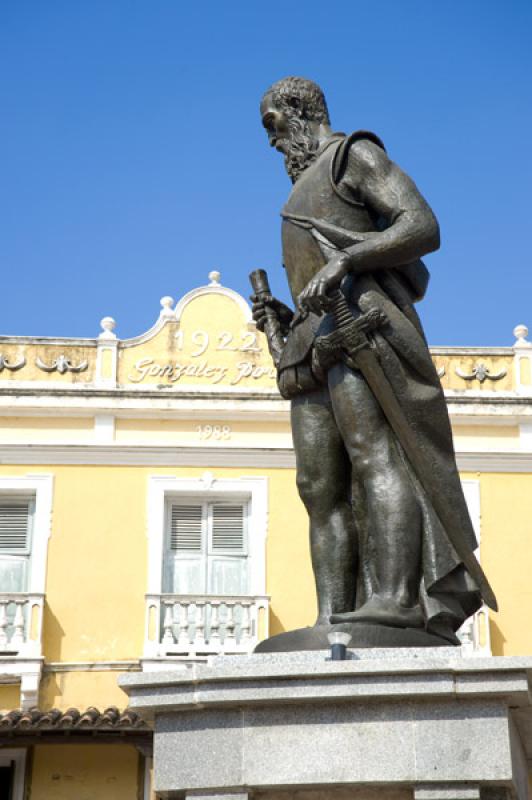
[1, 1, 530, 345]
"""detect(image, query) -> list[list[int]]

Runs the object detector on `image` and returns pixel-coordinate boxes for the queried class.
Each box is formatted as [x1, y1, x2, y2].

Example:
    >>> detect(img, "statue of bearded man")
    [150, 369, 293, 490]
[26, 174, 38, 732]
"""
[253, 76, 496, 650]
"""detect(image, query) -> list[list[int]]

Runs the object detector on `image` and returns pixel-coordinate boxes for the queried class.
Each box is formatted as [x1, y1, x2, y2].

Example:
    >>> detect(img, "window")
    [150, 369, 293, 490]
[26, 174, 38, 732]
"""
[0, 498, 34, 593]
[144, 476, 269, 658]
[163, 501, 248, 595]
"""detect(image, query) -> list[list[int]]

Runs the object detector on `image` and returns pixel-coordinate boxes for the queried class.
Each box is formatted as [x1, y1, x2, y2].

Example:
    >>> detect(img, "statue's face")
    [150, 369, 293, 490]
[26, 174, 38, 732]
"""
[260, 91, 319, 183]
[260, 94, 292, 155]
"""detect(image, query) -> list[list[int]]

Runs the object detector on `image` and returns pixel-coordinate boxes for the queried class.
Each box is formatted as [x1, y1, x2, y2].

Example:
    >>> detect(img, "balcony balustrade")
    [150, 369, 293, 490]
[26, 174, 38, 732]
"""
[458, 605, 491, 656]
[0, 593, 44, 658]
[144, 593, 269, 658]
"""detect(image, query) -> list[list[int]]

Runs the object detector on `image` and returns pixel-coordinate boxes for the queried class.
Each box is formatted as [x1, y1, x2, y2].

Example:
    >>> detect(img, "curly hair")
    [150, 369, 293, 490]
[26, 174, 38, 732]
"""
[262, 76, 330, 125]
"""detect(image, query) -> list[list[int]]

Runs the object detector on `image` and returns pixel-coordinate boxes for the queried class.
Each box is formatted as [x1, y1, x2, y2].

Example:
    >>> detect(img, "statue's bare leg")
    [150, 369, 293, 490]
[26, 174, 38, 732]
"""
[291, 388, 357, 624]
[327, 362, 423, 628]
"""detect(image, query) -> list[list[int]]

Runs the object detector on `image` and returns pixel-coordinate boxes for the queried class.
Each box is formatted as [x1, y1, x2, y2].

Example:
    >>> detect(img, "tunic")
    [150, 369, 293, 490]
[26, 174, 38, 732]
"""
[278, 132, 489, 635]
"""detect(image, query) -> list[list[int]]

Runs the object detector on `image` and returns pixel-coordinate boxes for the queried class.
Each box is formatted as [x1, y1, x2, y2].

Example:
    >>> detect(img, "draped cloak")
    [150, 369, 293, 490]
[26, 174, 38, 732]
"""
[278, 132, 490, 637]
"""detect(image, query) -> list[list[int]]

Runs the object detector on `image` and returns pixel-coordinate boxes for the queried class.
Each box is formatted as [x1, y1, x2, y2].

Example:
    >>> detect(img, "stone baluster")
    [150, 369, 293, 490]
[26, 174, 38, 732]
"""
[162, 602, 175, 647]
[458, 617, 474, 654]
[0, 600, 8, 648]
[177, 602, 190, 648]
[195, 602, 205, 649]
[11, 599, 25, 650]
[209, 602, 220, 647]
[240, 602, 251, 644]
[224, 603, 236, 649]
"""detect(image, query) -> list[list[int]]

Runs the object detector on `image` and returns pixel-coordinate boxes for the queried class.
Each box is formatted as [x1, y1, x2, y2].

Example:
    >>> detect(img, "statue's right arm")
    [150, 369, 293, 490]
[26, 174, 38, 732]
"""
[338, 139, 440, 275]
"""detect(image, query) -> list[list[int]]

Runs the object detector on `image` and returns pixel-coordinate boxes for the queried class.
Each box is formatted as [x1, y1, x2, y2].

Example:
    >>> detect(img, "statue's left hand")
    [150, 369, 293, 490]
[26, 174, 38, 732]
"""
[298, 253, 351, 314]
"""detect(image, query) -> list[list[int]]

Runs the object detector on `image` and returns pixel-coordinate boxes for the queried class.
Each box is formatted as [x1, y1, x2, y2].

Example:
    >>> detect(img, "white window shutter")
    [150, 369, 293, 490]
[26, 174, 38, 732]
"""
[170, 505, 203, 552]
[0, 503, 31, 553]
[211, 505, 245, 553]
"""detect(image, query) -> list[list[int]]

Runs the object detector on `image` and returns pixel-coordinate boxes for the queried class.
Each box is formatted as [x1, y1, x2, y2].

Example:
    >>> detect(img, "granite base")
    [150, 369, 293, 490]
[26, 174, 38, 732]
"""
[120, 650, 532, 800]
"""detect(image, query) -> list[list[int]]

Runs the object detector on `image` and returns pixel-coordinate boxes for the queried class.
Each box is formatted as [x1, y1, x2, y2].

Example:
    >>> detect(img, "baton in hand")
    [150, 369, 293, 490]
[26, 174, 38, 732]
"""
[249, 269, 285, 367]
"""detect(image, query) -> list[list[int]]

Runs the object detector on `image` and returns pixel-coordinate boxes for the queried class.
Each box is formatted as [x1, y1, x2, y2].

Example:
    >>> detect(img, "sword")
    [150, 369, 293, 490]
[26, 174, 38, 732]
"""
[320, 289, 497, 612]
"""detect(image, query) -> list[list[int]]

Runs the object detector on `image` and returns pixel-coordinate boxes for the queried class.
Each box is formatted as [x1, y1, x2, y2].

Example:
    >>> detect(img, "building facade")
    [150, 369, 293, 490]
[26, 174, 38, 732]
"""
[0, 271, 530, 798]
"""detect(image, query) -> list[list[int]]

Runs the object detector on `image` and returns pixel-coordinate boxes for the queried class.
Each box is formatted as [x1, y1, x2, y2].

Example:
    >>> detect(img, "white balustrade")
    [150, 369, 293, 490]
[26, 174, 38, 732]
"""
[144, 594, 269, 657]
[0, 594, 44, 657]
[458, 605, 491, 656]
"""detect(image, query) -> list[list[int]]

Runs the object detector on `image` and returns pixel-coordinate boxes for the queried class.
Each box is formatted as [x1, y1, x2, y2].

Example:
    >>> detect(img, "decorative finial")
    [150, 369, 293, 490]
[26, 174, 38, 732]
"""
[513, 324, 531, 348]
[99, 317, 117, 340]
[208, 271, 221, 286]
[159, 296, 175, 319]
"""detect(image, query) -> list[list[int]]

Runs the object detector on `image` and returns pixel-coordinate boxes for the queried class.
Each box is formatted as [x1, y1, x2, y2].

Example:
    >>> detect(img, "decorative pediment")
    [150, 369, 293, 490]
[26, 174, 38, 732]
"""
[117, 272, 276, 391]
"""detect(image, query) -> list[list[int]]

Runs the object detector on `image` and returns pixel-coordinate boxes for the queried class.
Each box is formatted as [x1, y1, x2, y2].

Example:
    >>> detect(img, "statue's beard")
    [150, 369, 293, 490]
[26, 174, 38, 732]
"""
[283, 117, 319, 183]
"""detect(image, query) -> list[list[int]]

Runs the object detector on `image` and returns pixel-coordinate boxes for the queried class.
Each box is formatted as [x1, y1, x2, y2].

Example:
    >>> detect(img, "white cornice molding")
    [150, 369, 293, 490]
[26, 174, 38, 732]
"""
[455, 452, 532, 472]
[0, 444, 296, 467]
[430, 346, 513, 356]
[0, 443, 531, 472]
[43, 660, 140, 673]
[0, 391, 530, 422]
[0, 335, 98, 346]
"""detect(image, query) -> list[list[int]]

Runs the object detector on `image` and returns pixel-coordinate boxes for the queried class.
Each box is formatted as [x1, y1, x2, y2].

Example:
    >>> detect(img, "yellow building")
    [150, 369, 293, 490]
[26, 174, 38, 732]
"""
[0, 270, 531, 798]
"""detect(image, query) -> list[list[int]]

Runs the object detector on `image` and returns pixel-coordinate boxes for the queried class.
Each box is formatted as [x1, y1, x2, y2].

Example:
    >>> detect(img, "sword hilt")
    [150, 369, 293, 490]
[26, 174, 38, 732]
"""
[328, 289, 353, 328]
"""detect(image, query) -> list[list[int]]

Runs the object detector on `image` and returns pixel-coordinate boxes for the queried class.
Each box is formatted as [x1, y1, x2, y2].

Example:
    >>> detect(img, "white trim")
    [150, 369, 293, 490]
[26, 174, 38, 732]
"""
[43, 660, 139, 672]
[0, 476, 53, 595]
[519, 422, 532, 451]
[0, 748, 26, 800]
[173, 283, 252, 324]
[95, 337, 118, 388]
[430, 346, 513, 356]
[0, 445, 296, 467]
[0, 391, 529, 419]
[0, 658, 43, 709]
[94, 414, 115, 443]
[2, 444, 532, 472]
[0, 476, 52, 706]
[146, 475, 268, 597]
[455, 452, 532, 472]
[115, 317, 170, 349]
[0, 394, 288, 417]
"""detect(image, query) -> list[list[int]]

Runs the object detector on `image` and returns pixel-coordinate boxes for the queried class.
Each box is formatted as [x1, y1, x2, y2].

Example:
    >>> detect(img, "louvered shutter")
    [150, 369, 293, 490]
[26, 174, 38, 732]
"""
[163, 504, 206, 593]
[208, 503, 248, 595]
[170, 505, 203, 552]
[211, 505, 245, 552]
[0, 500, 32, 593]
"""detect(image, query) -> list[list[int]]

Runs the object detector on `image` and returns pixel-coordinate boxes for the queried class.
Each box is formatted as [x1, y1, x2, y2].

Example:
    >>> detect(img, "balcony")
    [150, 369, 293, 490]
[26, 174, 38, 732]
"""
[457, 605, 491, 656]
[144, 593, 269, 659]
[0, 593, 44, 658]
[0, 593, 44, 709]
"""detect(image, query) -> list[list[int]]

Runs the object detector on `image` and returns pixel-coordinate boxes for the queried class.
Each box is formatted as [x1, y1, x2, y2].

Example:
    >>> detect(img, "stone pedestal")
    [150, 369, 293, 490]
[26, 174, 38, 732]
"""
[120, 649, 532, 800]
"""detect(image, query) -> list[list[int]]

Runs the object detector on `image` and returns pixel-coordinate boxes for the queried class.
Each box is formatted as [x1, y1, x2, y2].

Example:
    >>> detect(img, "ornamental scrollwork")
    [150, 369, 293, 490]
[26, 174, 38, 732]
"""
[455, 362, 507, 383]
[0, 354, 26, 372]
[36, 355, 88, 374]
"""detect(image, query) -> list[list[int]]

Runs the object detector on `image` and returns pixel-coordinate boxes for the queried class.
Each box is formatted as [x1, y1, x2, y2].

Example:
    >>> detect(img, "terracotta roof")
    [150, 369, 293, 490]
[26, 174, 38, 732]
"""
[0, 706, 150, 734]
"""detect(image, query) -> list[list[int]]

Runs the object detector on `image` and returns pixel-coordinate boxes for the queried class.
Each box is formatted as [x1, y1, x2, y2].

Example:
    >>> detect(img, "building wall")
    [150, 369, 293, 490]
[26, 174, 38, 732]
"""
[29, 744, 140, 800]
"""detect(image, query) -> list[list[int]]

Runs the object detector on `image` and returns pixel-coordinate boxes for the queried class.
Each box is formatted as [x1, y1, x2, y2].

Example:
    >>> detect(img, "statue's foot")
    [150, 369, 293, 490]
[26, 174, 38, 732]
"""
[330, 595, 424, 629]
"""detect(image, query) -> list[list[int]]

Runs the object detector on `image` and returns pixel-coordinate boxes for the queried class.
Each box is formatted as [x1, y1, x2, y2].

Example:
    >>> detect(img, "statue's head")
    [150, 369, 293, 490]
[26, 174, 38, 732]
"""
[260, 77, 331, 183]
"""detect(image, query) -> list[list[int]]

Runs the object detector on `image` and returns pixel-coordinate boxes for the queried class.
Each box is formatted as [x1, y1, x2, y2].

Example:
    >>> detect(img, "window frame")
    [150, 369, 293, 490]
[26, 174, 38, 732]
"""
[0, 476, 53, 595]
[147, 475, 267, 598]
[163, 498, 250, 595]
[0, 748, 26, 800]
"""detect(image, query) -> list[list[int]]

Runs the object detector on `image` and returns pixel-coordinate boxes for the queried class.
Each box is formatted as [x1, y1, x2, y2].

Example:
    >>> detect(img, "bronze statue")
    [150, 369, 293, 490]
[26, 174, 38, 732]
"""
[252, 76, 496, 650]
